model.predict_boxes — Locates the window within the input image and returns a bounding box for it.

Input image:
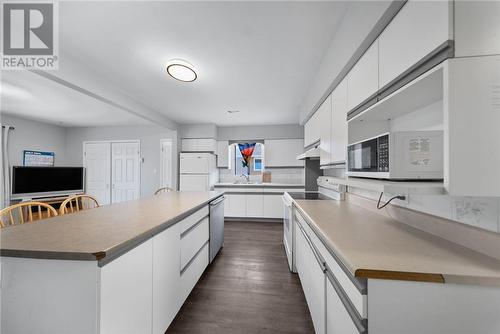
[230,142,264,175]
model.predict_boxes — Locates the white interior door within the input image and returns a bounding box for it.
[111,142,140,203]
[84,142,111,205]
[160,139,173,190]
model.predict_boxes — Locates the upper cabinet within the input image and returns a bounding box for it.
[265,139,304,167]
[304,110,321,148]
[319,94,332,167]
[181,138,216,153]
[454,1,500,57]
[331,78,348,164]
[347,40,379,112]
[378,0,452,90]
[216,141,229,168]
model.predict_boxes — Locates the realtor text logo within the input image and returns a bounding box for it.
[1,2,58,69]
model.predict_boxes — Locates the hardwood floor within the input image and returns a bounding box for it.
[167,220,314,334]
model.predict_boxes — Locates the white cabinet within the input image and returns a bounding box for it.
[319,94,333,166]
[326,279,358,334]
[304,110,321,148]
[225,194,246,217]
[246,194,264,218]
[263,194,283,219]
[180,218,209,270]
[331,78,348,164]
[264,139,304,167]
[445,56,500,196]
[347,40,379,112]
[455,1,500,57]
[378,0,451,89]
[100,240,153,334]
[216,141,229,168]
[179,243,209,304]
[181,138,217,152]
[152,224,181,334]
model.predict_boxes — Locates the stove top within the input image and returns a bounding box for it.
[287,192,332,200]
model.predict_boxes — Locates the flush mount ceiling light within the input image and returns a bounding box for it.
[166,59,197,82]
[227,110,240,114]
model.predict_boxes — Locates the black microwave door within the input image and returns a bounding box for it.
[348,138,378,172]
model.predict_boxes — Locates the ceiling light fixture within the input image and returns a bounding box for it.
[227,110,240,114]
[166,59,197,82]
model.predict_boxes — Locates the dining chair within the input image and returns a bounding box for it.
[154,187,175,195]
[0,202,58,228]
[59,195,100,215]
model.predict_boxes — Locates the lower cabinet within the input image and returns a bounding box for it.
[246,193,264,217]
[263,194,283,218]
[326,277,359,334]
[100,206,210,334]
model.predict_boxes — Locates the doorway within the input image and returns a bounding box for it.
[160,139,173,190]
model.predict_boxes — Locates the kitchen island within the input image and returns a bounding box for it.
[1,191,223,334]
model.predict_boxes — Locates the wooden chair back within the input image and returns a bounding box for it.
[59,195,100,215]
[0,202,58,228]
[154,187,175,195]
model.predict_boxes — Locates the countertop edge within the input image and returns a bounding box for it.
[292,199,500,286]
[1,193,224,265]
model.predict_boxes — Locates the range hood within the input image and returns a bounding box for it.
[297,144,320,160]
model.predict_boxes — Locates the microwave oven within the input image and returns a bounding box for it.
[346,131,443,180]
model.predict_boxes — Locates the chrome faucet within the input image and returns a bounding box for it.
[240,173,250,183]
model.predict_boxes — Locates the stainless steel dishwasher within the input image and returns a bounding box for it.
[209,196,225,263]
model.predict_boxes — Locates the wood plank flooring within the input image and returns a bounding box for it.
[167,220,314,334]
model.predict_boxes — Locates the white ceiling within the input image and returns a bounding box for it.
[2,1,350,127]
[1,70,149,127]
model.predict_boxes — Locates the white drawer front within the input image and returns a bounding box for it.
[179,206,209,235]
[296,211,367,318]
[181,218,209,270]
[180,242,209,304]
[326,279,360,334]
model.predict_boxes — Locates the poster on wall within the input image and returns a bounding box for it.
[23,150,55,166]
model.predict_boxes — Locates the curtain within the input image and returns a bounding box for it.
[237,143,256,169]
[0,124,12,209]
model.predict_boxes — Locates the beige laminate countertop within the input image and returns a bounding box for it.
[1,191,223,265]
[293,199,500,286]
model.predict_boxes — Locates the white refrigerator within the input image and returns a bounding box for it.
[179,153,218,191]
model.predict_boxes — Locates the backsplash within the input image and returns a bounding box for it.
[323,168,500,233]
[219,167,304,185]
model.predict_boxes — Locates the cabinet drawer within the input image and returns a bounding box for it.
[178,206,209,235]
[326,276,365,334]
[180,218,209,270]
[179,242,209,304]
[295,211,367,318]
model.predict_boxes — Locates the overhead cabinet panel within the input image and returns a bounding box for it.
[347,40,379,112]
[304,111,321,148]
[216,141,229,168]
[319,94,333,166]
[378,0,452,90]
[331,78,348,164]
[264,139,304,167]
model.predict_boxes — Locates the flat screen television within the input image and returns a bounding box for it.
[11,166,85,199]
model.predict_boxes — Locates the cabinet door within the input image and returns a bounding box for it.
[181,139,197,152]
[100,240,153,334]
[264,139,304,167]
[246,194,264,217]
[304,111,321,148]
[263,194,283,219]
[216,141,229,168]
[196,139,217,153]
[319,94,332,166]
[326,278,358,334]
[226,194,246,217]
[309,248,326,334]
[152,225,181,334]
[455,1,500,57]
[378,0,451,89]
[331,78,348,163]
[347,40,379,112]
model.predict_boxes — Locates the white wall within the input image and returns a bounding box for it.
[65,125,178,197]
[2,114,68,166]
[179,124,217,139]
[299,1,392,124]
